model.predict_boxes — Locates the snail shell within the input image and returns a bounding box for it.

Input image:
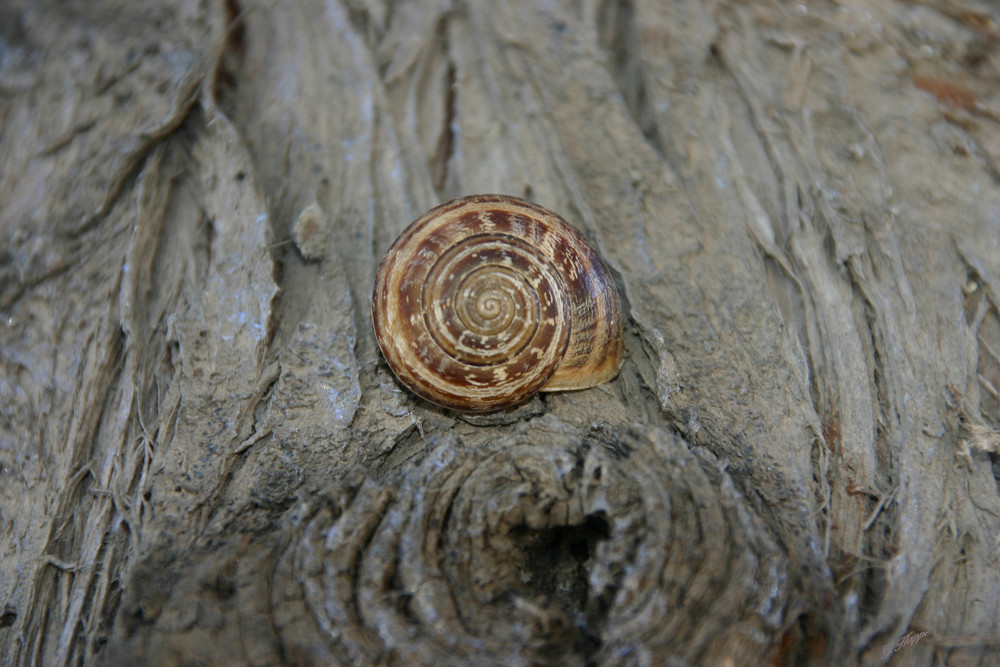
[371,194,623,413]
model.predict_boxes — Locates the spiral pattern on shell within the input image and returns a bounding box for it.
[271,421,797,665]
[372,195,623,412]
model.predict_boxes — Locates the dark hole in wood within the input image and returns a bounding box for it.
[0,607,17,629]
[511,512,611,656]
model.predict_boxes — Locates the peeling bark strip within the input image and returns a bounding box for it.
[2,0,1000,665]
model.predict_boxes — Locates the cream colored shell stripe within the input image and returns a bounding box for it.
[372,194,623,413]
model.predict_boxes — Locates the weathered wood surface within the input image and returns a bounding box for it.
[2,1,999,665]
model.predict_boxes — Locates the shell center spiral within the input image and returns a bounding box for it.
[457,266,521,336]
[423,235,557,367]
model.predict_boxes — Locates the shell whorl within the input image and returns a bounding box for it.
[372,194,623,413]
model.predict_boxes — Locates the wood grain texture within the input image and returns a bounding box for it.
[372,195,623,412]
[1,0,999,665]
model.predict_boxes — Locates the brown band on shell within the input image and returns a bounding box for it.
[372,194,623,412]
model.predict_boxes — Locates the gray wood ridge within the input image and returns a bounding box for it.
[1,1,998,665]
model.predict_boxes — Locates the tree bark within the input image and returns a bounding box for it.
[2,1,999,665]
